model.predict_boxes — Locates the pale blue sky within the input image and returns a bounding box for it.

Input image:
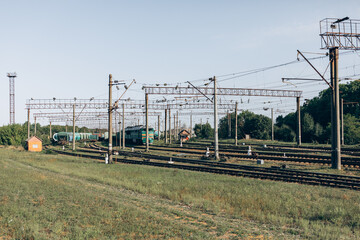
[1,0,360,126]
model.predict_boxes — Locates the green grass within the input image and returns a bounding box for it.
[1,147,360,239]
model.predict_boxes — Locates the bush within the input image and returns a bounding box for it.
[0,124,27,146]
[274,124,295,142]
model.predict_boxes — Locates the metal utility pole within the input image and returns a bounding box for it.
[235,102,238,146]
[72,104,76,151]
[122,103,125,149]
[169,108,172,144]
[330,47,341,169]
[157,115,160,140]
[271,108,274,141]
[27,108,30,138]
[213,76,220,160]
[34,117,37,135]
[165,109,168,143]
[7,73,16,125]
[145,93,149,152]
[296,97,301,146]
[108,74,113,163]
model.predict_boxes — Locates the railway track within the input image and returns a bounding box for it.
[188,140,360,156]
[49,145,360,191]
[132,144,360,167]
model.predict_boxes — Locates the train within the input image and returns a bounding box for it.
[52,125,155,145]
[123,125,155,144]
[53,132,99,142]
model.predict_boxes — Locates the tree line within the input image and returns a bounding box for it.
[0,123,91,146]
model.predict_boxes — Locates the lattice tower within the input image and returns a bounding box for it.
[7,73,17,124]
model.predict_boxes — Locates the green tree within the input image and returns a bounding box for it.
[243,114,271,139]
[219,110,271,140]
[274,124,295,142]
[343,114,360,145]
[193,123,213,139]
[0,124,27,146]
[302,113,315,142]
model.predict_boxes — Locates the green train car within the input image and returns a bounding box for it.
[125,125,154,144]
[53,132,98,142]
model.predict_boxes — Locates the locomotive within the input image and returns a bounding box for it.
[124,125,155,144]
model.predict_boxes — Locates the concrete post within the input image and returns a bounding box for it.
[341,98,344,145]
[108,74,113,163]
[165,109,168,144]
[27,108,30,138]
[49,121,52,140]
[330,47,341,169]
[173,114,176,142]
[213,76,219,160]
[122,103,125,149]
[228,110,231,138]
[271,108,274,141]
[72,104,76,151]
[190,111,193,137]
[158,115,160,140]
[235,102,238,146]
[296,97,301,146]
[169,108,172,144]
[145,93,149,152]
[119,118,122,149]
[34,117,37,136]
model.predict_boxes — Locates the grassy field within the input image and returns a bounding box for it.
[1,147,360,239]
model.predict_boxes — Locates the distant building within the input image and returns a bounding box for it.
[26,136,42,152]
[178,129,191,142]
